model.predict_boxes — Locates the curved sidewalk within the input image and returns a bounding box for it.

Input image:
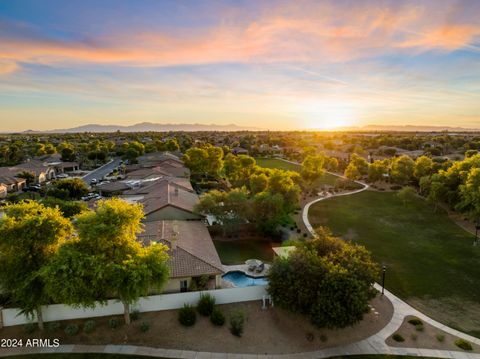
[2,161,479,359]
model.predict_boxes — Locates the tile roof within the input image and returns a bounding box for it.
[138,180,200,215]
[138,220,223,278]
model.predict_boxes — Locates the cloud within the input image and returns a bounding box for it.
[0,0,479,75]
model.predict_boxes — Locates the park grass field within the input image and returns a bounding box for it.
[255,157,339,186]
[308,190,480,337]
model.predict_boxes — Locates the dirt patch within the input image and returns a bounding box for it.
[0,295,393,355]
[386,315,479,352]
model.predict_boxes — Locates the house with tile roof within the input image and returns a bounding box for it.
[138,220,224,293]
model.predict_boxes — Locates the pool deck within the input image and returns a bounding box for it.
[222,263,271,277]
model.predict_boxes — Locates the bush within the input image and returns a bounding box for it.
[83,320,96,333]
[210,307,225,326]
[411,334,417,341]
[64,324,79,336]
[436,334,445,342]
[455,339,473,351]
[407,317,423,326]
[229,310,245,337]
[178,304,196,327]
[390,185,402,190]
[131,310,140,322]
[140,321,150,333]
[46,322,61,333]
[415,324,424,332]
[108,318,119,329]
[23,323,36,334]
[392,333,405,342]
[197,293,216,317]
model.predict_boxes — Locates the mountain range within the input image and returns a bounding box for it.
[20,122,263,133]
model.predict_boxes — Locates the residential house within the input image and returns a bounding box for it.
[138,220,224,293]
[0,183,7,198]
[231,146,248,155]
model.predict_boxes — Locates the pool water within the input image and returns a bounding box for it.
[222,271,268,287]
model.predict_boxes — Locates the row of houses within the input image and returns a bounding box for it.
[0,154,80,198]
[97,152,224,293]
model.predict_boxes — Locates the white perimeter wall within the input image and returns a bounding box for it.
[1,285,268,327]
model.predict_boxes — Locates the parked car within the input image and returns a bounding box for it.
[56,173,69,179]
[22,184,41,192]
[89,178,98,185]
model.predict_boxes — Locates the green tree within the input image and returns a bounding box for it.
[49,178,89,200]
[414,156,434,180]
[368,160,388,183]
[301,155,325,190]
[267,228,378,329]
[397,186,417,205]
[390,155,415,184]
[0,202,73,330]
[43,199,170,325]
[42,197,87,218]
[458,167,480,218]
[165,138,180,152]
[249,173,269,194]
[16,170,35,185]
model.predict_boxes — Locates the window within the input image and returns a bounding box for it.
[180,280,188,292]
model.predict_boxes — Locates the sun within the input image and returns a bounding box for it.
[301,101,355,130]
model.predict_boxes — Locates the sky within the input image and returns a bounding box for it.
[0,0,479,131]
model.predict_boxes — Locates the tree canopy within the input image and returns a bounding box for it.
[267,228,378,329]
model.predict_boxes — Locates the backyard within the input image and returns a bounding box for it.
[213,237,274,264]
[308,190,480,337]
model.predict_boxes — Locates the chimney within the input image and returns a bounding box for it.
[171,222,179,250]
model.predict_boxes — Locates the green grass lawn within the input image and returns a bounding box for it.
[308,190,480,337]
[255,157,340,186]
[213,238,274,264]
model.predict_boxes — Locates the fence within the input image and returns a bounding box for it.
[1,285,268,327]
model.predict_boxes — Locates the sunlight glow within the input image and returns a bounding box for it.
[301,101,355,130]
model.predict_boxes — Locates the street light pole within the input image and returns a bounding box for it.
[381,265,386,295]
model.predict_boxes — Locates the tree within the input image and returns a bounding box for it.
[43,199,170,325]
[249,173,268,194]
[414,156,434,181]
[16,170,35,185]
[301,155,325,190]
[268,228,378,328]
[0,202,73,330]
[61,147,76,162]
[183,145,224,177]
[368,160,388,183]
[458,167,480,219]
[397,186,417,205]
[42,197,87,218]
[390,155,415,184]
[345,154,368,180]
[165,138,180,152]
[195,188,250,234]
[251,192,286,235]
[223,154,257,187]
[48,178,89,200]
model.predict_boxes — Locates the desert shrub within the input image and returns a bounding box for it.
[411,334,417,341]
[197,293,216,316]
[64,324,79,336]
[23,323,36,334]
[407,317,423,326]
[455,339,473,351]
[229,310,245,337]
[392,333,405,342]
[210,307,225,326]
[131,310,140,321]
[415,324,424,332]
[178,304,196,327]
[46,322,61,333]
[108,318,119,329]
[83,320,96,333]
[140,321,150,333]
[436,334,445,342]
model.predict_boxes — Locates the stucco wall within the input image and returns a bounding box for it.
[1,285,268,327]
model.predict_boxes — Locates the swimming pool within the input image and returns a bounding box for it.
[222,271,268,287]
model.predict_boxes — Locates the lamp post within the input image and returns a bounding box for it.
[381,265,387,295]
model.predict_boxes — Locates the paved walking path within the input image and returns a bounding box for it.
[1,159,479,359]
